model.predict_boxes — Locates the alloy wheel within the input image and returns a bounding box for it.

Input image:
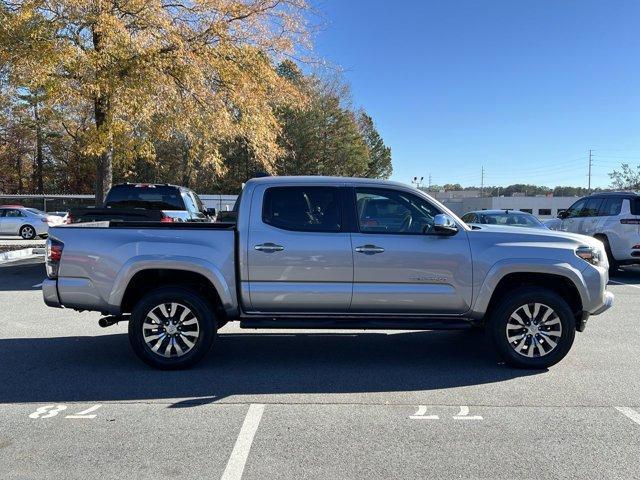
[505,303,563,358]
[142,302,200,358]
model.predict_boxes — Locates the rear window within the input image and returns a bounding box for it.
[105,185,186,210]
[631,198,640,216]
[477,212,543,227]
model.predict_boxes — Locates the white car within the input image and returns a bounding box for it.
[555,192,640,270]
[0,205,64,240]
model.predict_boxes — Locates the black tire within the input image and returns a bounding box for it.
[128,286,217,370]
[19,225,36,240]
[598,236,620,273]
[488,287,576,369]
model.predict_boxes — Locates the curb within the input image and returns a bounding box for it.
[0,247,46,264]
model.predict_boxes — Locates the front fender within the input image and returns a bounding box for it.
[108,255,237,315]
[470,258,590,318]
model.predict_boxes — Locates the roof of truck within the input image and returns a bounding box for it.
[245,176,412,189]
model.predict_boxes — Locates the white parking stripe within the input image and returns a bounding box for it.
[615,407,640,425]
[221,404,265,480]
[609,280,640,290]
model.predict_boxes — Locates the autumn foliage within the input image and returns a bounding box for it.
[0,1,392,200]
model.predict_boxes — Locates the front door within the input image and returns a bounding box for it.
[350,187,473,314]
[247,185,353,312]
[560,198,587,233]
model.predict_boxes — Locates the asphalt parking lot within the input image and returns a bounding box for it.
[1,261,639,479]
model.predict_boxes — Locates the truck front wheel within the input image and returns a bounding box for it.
[489,287,576,369]
[128,287,217,369]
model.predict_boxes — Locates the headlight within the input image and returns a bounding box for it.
[575,245,602,265]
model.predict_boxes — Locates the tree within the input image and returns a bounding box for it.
[1,0,310,203]
[609,164,640,190]
[358,111,392,179]
[276,76,370,180]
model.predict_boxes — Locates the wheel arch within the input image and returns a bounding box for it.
[472,260,587,325]
[110,256,237,318]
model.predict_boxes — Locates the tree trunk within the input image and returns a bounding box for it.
[92,26,113,205]
[93,93,113,205]
[33,100,44,194]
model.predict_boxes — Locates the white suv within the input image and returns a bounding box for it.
[557,192,640,270]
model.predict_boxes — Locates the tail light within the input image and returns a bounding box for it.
[46,238,64,278]
[160,212,175,223]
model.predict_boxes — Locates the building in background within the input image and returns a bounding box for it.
[426,190,578,219]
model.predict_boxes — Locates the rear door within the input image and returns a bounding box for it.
[350,187,473,314]
[246,185,353,312]
[2,209,27,235]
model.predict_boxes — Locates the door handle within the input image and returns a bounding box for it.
[355,244,385,254]
[254,242,284,252]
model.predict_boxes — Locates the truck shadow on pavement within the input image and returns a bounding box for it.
[0,329,540,405]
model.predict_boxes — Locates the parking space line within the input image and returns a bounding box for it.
[615,407,640,425]
[221,404,265,480]
[609,280,640,290]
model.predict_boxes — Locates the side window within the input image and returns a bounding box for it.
[262,186,342,232]
[631,198,640,216]
[538,209,551,216]
[599,197,623,216]
[566,199,586,218]
[582,198,603,217]
[5,209,24,218]
[0,209,5,217]
[355,188,440,234]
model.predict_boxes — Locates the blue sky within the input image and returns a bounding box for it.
[311,0,640,188]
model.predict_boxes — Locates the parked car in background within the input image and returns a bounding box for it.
[67,183,216,224]
[461,209,548,229]
[0,205,64,239]
[43,176,613,370]
[555,192,640,270]
[46,211,70,222]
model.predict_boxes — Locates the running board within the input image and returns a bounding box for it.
[239,317,472,330]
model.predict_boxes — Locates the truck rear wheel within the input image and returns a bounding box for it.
[488,287,576,369]
[128,287,217,369]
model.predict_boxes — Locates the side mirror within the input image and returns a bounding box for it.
[205,207,217,217]
[557,210,568,219]
[433,214,458,235]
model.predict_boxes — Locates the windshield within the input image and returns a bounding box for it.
[105,185,186,210]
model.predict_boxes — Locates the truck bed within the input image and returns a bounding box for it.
[47,223,238,315]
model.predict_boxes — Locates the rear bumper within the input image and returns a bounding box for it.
[42,278,61,308]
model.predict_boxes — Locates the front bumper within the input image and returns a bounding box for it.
[591,290,615,316]
[42,278,61,308]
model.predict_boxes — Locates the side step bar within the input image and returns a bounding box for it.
[239,317,472,330]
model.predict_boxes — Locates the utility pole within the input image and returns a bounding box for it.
[588,149,593,191]
[480,166,485,197]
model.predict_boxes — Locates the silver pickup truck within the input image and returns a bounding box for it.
[43,176,614,370]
